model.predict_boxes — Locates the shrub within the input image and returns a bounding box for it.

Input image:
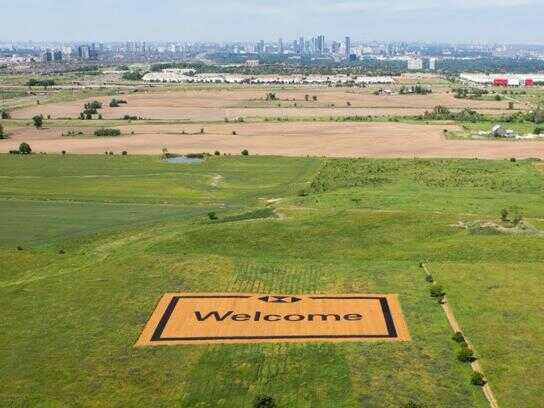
[457,346,475,362]
[17,246,23,251]
[208,212,218,221]
[98,114,102,120]
[9,150,20,155]
[200,128,205,134]
[19,142,32,155]
[429,284,445,298]
[425,274,434,283]
[501,208,509,221]
[123,115,138,120]
[94,128,121,137]
[1,110,11,119]
[62,150,66,155]
[214,150,220,156]
[58,249,65,255]
[84,101,102,110]
[32,115,44,129]
[254,395,276,408]
[0,123,4,138]
[452,331,465,343]
[471,372,486,386]
[534,126,543,135]
[122,151,128,156]
[232,131,237,135]
[241,149,249,156]
[510,157,516,162]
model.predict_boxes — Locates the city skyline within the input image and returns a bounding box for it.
[1,0,544,44]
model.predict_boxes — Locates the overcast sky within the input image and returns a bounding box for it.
[1,0,543,44]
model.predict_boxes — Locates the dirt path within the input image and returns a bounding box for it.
[422,264,500,408]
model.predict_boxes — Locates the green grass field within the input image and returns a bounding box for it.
[1,154,543,407]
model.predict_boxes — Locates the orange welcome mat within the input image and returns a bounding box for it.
[136,293,411,346]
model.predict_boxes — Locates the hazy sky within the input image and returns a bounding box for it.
[1,0,543,43]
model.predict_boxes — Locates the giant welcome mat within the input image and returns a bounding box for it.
[136,293,410,346]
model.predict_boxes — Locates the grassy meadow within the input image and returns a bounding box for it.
[1,154,543,407]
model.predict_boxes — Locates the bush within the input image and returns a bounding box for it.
[122,71,143,81]
[471,371,486,386]
[452,331,465,343]
[214,150,220,156]
[32,115,44,129]
[122,151,128,156]
[110,98,128,108]
[534,126,543,135]
[425,274,434,283]
[94,128,121,137]
[208,212,218,221]
[232,131,237,135]
[254,395,276,408]
[123,115,138,120]
[1,110,11,119]
[0,123,4,139]
[61,150,66,155]
[457,346,475,362]
[241,149,249,156]
[429,284,445,298]
[19,142,32,155]
[84,101,102,110]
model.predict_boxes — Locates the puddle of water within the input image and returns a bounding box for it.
[164,156,204,164]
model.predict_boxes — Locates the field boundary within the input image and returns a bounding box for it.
[422,263,500,408]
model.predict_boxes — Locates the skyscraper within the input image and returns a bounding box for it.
[316,35,325,55]
[345,36,351,59]
[278,38,284,54]
[299,36,304,54]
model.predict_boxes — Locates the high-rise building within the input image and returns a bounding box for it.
[407,58,423,70]
[278,38,284,54]
[299,36,304,54]
[53,50,63,62]
[345,36,351,59]
[429,57,436,70]
[78,45,91,60]
[316,35,325,55]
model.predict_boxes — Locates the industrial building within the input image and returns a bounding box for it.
[460,73,544,86]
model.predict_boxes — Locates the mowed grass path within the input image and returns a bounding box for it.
[1,155,543,406]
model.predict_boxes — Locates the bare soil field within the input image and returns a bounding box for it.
[10,87,517,121]
[3,122,543,159]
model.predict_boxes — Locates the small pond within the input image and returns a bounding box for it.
[164,156,204,164]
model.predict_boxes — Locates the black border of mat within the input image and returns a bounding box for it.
[150,295,398,342]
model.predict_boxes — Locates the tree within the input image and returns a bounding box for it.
[32,115,43,129]
[19,142,32,155]
[500,209,509,222]
[0,123,4,138]
[508,101,515,110]
[241,149,249,156]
